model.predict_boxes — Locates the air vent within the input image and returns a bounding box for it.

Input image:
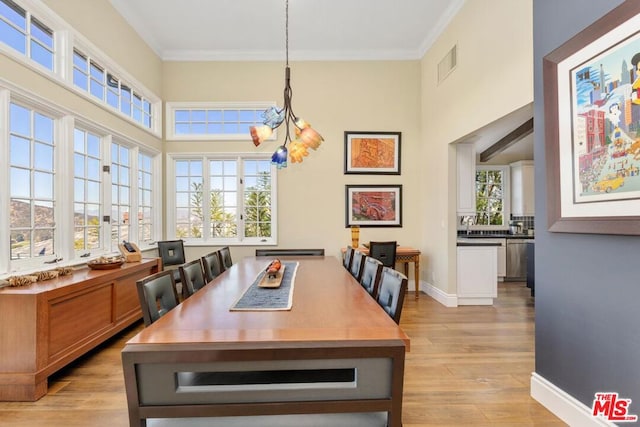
[438,44,457,84]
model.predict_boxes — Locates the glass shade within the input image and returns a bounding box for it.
[288,139,309,163]
[250,125,273,147]
[299,127,323,150]
[271,145,288,169]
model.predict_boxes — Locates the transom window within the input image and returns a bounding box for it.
[0,0,54,70]
[73,49,152,129]
[166,102,276,140]
[475,166,510,227]
[168,154,276,244]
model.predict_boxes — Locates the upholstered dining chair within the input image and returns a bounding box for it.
[343,246,355,271]
[349,250,366,282]
[376,266,408,324]
[202,251,224,282]
[368,241,397,269]
[359,256,383,299]
[179,258,206,300]
[157,240,186,287]
[136,270,179,327]
[218,246,233,271]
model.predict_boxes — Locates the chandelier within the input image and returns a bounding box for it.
[249,0,323,169]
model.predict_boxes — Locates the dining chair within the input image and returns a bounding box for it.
[349,250,366,282]
[136,270,179,327]
[202,251,224,282]
[157,240,186,287]
[368,241,397,269]
[359,256,383,298]
[343,246,355,271]
[376,266,408,324]
[219,246,233,271]
[179,258,206,300]
[255,248,325,256]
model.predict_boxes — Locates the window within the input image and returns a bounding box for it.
[137,152,154,244]
[168,154,276,244]
[475,166,510,227]
[0,0,54,70]
[73,48,154,130]
[110,142,131,250]
[166,102,275,140]
[73,128,102,253]
[9,102,56,261]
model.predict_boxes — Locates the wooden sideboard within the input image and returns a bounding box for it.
[0,258,160,401]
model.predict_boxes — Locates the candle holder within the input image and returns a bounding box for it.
[350,225,360,248]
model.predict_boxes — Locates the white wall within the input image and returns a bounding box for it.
[420,0,533,294]
[163,60,423,263]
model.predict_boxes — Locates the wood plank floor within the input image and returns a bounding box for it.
[0,281,565,426]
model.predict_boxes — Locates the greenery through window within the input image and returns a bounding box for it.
[170,155,275,244]
[475,167,507,226]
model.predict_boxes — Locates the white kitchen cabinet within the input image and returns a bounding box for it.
[510,160,534,216]
[457,245,498,305]
[456,142,476,215]
[496,239,506,279]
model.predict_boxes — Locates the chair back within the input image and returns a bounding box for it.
[349,250,366,281]
[256,248,325,256]
[368,241,397,268]
[359,256,383,298]
[343,246,354,270]
[179,259,206,300]
[202,251,224,282]
[157,240,186,267]
[136,270,179,326]
[218,246,233,271]
[376,267,408,324]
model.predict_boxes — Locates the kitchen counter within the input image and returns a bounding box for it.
[457,238,502,247]
[458,233,534,239]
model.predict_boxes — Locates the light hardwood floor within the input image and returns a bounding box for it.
[0,281,565,426]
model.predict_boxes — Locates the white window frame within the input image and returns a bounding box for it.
[0,85,162,276]
[166,153,278,246]
[0,0,162,137]
[473,165,510,230]
[165,102,278,141]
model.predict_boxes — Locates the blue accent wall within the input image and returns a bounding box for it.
[534,0,640,419]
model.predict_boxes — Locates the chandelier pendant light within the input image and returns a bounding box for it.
[249,0,323,169]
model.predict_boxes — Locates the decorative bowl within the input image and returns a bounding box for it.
[87,256,125,270]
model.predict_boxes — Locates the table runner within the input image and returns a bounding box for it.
[230,261,298,311]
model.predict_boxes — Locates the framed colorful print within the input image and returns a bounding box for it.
[544,0,640,235]
[344,131,401,174]
[345,185,402,227]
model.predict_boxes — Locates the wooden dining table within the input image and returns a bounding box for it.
[122,256,409,427]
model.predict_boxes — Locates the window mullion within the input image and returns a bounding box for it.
[202,157,211,241]
[238,157,244,241]
[56,115,74,262]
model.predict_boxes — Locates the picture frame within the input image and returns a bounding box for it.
[544,0,640,235]
[345,185,402,227]
[344,131,401,174]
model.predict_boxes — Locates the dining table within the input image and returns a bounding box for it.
[121,256,409,427]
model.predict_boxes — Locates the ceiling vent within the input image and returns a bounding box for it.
[438,44,457,84]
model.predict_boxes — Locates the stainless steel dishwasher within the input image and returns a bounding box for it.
[506,238,527,281]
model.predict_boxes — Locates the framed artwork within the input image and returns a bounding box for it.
[345,185,402,227]
[344,131,401,174]
[544,0,640,235]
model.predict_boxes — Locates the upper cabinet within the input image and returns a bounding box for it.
[510,160,534,216]
[457,143,476,216]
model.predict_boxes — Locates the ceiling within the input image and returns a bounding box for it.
[109,0,464,61]
[109,0,533,161]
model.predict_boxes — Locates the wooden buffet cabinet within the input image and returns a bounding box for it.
[0,258,160,401]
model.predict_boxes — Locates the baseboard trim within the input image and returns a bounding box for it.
[422,281,457,307]
[530,373,615,427]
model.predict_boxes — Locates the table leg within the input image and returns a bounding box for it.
[414,257,420,299]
